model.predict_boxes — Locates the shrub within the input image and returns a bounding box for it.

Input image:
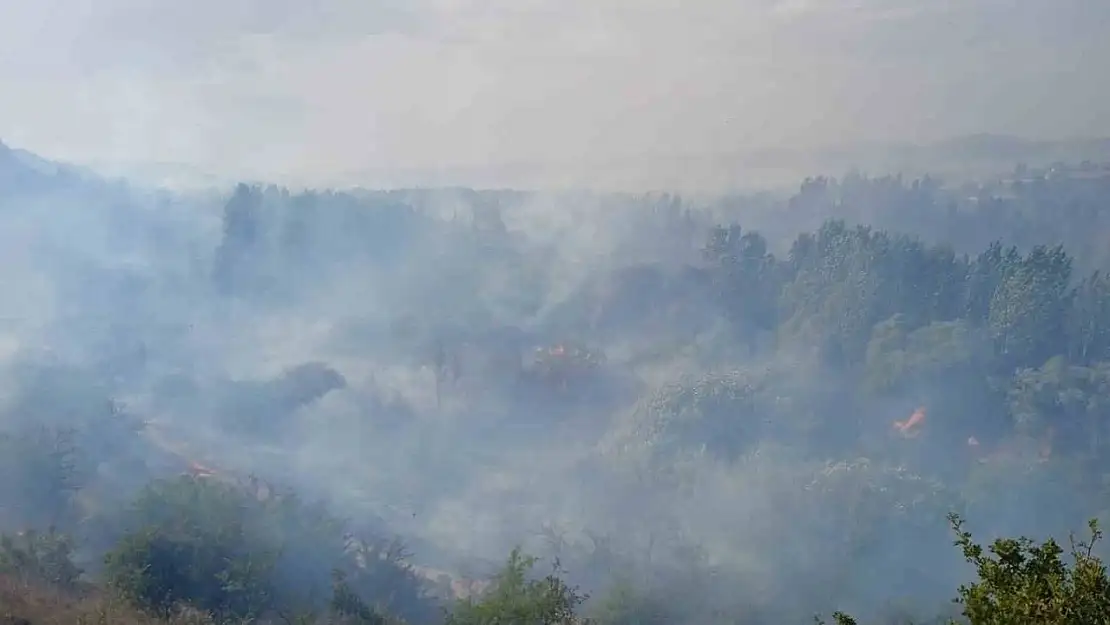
[102,478,278,620]
[826,514,1110,625]
[950,513,1110,625]
[102,475,434,623]
[330,569,390,625]
[588,580,669,625]
[0,527,83,590]
[446,548,589,625]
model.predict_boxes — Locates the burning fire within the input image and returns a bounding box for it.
[893,406,926,437]
[187,460,220,479]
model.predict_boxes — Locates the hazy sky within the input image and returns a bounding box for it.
[1,0,1108,188]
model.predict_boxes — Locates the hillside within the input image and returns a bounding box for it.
[2,140,1110,623]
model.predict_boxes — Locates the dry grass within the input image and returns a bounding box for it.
[0,575,392,625]
[0,575,215,625]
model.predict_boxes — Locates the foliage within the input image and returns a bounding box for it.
[0,426,86,531]
[950,513,1110,625]
[102,478,278,620]
[445,548,590,625]
[0,574,219,625]
[587,581,670,625]
[814,613,858,625]
[329,569,389,625]
[9,154,1110,623]
[821,515,1110,625]
[102,476,433,622]
[0,527,83,590]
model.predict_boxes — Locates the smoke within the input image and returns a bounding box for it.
[2,0,1109,190]
[0,3,1108,622]
[5,138,1110,623]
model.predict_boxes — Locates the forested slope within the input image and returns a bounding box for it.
[3,142,1110,623]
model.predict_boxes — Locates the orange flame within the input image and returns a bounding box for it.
[187,461,219,478]
[893,406,926,437]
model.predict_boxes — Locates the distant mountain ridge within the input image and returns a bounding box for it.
[0,139,119,194]
[3,134,1110,194]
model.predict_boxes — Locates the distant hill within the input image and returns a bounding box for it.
[0,139,233,196]
[0,139,125,197]
[4,133,1109,195]
[799,134,1110,182]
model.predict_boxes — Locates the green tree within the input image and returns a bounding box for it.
[950,514,1110,625]
[213,182,264,295]
[1067,271,1110,364]
[1007,357,1110,459]
[704,224,779,352]
[989,245,1073,368]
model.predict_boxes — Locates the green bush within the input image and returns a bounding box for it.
[825,514,1110,625]
[0,527,83,590]
[102,477,278,620]
[330,569,390,625]
[587,580,670,625]
[950,513,1110,625]
[445,548,590,625]
[101,475,435,623]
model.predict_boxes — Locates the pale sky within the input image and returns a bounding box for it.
[1,0,1108,188]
